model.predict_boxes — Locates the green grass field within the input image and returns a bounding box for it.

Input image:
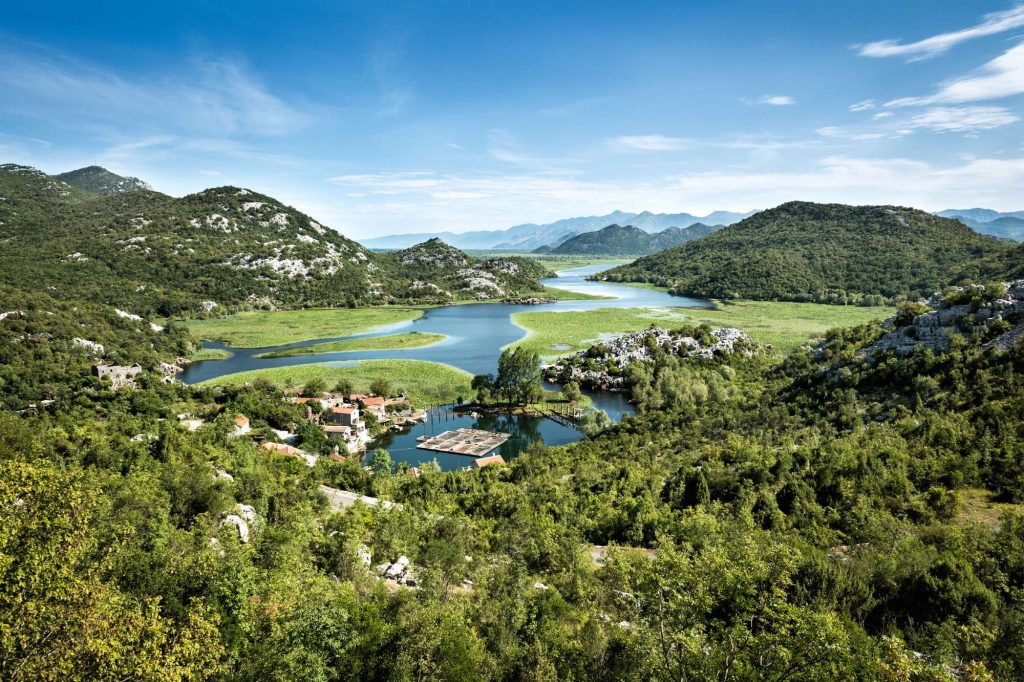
[534,257,634,272]
[188,347,233,361]
[465,251,633,272]
[254,332,446,358]
[540,286,614,301]
[510,300,893,356]
[182,308,424,348]
[198,359,473,407]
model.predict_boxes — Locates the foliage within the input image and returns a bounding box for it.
[256,332,446,358]
[184,308,426,348]
[200,359,473,407]
[0,165,552,316]
[602,201,1011,304]
[473,347,543,405]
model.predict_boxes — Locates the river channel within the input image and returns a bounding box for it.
[181,264,706,469]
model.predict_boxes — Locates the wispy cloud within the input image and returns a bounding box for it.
[327,155,1024,234]
[0,45,310,137]
[858,4,1024,60]
[848,99,876,112]
[904,106,1020,132]
[887,42,1024,106]
[747,95,796,106]
[612,135,691,151]
[486,129,579,172]
[819,105,1019,137]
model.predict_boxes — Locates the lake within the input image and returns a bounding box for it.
[181,264,705,469]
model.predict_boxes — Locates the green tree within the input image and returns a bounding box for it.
[562,380,582,402]
[370,377,392,397]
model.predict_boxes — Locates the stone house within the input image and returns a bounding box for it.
[92,363,143,390]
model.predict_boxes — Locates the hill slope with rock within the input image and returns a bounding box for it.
[0,164,551,315]
[601,201,1012,305]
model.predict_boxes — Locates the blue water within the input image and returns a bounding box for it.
[180,264,705,469]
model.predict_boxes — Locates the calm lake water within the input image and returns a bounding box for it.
[181,264,705,469]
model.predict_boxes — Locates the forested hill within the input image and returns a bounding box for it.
[53,165,153,195]
[0,164,550,315]
[4,268,1024,677]
[542,222,721,256]
[601,201,1012,304]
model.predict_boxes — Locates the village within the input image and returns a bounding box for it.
[178,388,428,466]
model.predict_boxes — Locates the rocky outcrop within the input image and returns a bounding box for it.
[861,280,1024,358]
[545,326,757,389]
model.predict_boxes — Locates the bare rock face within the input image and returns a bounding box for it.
[861,280,1024,358]
[545,326,758,389]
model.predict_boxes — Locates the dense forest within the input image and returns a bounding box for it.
[602,201,1013,305]
[0,164,550,317]
[3,255,1024,678]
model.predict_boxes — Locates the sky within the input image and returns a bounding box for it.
[1,1,1022,239]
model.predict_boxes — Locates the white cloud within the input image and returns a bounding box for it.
[612,135,691,151]
[757,95,796,106]
[849,99,876,112]
[0,47,309,137]
[859,4,1024,60]
[326,155,1024,235]
[818,105,1018,138]
[887,43,1024,106]
[905,106,1020,132]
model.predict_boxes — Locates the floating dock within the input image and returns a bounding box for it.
[416,428,510,456]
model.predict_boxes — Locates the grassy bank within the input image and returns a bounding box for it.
[198,359,473,407]
[677,300,893,352]
[188,347,233,361]
[254,332,445,358]
[510,300,893,356]
[509,307,697,356]
[183,308,424,348]
[541,286,615,301]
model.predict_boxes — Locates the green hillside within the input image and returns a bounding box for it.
[602,201,1011,304]
[0,165,549,315]
[544,222,721,256]
[53,165,152,195]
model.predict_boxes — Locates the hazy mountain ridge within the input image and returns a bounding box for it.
[541,222,723,256]
[360,209,757,250]
[936,208,1024,241]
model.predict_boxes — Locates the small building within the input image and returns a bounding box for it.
[472,454,506,470]
[231,415,251,437]
[261,441,317,467]
[327,406,360,427]
[92,363,143,390]
[358,396,388,419]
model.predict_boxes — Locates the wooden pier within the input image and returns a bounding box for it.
[416,428,510,456]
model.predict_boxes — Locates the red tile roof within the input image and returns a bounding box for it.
[472,454,506,469]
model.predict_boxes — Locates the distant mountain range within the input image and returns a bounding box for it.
[535,222,723,256]
[358,209,758,251]
[935,209,1024,241]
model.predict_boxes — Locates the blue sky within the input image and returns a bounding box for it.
[1,1,1022,238]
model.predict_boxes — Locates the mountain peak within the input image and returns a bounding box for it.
[55,166,152,195]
